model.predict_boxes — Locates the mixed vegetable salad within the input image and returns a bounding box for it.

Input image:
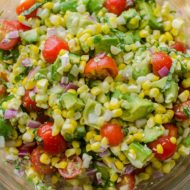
[0,0,190,189]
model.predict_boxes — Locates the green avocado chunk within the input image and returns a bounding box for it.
[143,125,164,143]
[121,94,154,122]
[164,81,178,104]
[65,12,94,35]
[61,92,84,110]
[87,0,105,12]
[151,77,168,89]
[0,118,12,138]
[125,142,152,168]
[132,62,151,79]
[20,29,39,43]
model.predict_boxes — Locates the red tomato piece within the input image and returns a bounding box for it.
[37,122,67,155]
[100,123,124,146]
[42,35,69,63]
[116,174,135,190]
[58,156,82,179]
[164,124,178,138]
[148,136,176,161]
[84,54,118,79]
[16,0,37,18]
[31,147,55,175]
[174,100,190,121]
[11,20,31,31]
[23,90,40,112]
[0,20,19,50]
[105,0,127,15]
[171,42,186,53]
[151,52,172,77]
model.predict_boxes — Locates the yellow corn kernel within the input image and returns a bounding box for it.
[165,32,173,41]
[72,141,80,149]
[171,28,179,37]
[75,148,81,155]
[112,109,123,118]
[139,30,149,38]
[54,109,62,115]
[152,160,162,169]
[101,137,109,146]
[149,88,160,98]
[62,110,68,118]
[115,160,124,170]
[118,153,126,161]
[162,160,175,174]
[139,173,150,181]
[85,131,96,141]
[119,63,126,70]
[139,92,145,98]
[155,104,167,114]
[67,89,77,94]
[159,34,167,43]
[55,161,67,169]
[51,175,59,185]
[154,114,162,124]
[91,142,101,152]
[145,166,153,175]
[25,80,36,90]
[40,153,51,165]
[166,110,174,119]
[156,144,164,154]
[15,139,22,147]
[65,148,76,157]
[126,135,135,144]
[134,132,143,141]
[173,152,180,160]
[94,135,102,142]
[102,24,110,34]
[128,149,136,159]
[86,144,91,152]
[91,87,102,96]
[43,2,54,9]
[51,157,60,166]
[142,81,151,90]
[110,173,118,182]
[9,147,19,155]
[178,90,190,102]
[170,137,177,144]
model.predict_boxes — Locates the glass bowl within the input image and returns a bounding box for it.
[0,0,190,190]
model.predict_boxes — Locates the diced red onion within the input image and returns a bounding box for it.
[27,120,41,128]
[96,172,103,185]
[86,169,97,176]
[126,0,135,7]
[96,162,107,167]
[22,58,32,67]
[61,76,69,84]
[158,66,169,77]
[20,142,36,149]
[28,66,40,80]
[18,149,30,157]
[1,38,10,44]
[98,150,110,157]
[60,83,79,91]
[4,109,18,119]
[32,87,38,93]
[7,31,19,39]
[152,171,164,179]
[123,164,136,175]
[96,52,106,59]
[47,28,57,37]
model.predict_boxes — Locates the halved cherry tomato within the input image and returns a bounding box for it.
[23,90,40,112]
[164,124,178,138]
[37,122,67,155]
[174,100,190,121]
[148,136,176,161]
[151,52,172,77]
[171,42,186,53]
[105,0,127,15]
[42,35,69,64]
[116,174,135,190]
[31,147,55,174]
[58,155,82,179]
[100,123,124,146]
[11,20,31,31]
[0,20,19,50]
[16,0,37,18]
[84,54,118,79]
